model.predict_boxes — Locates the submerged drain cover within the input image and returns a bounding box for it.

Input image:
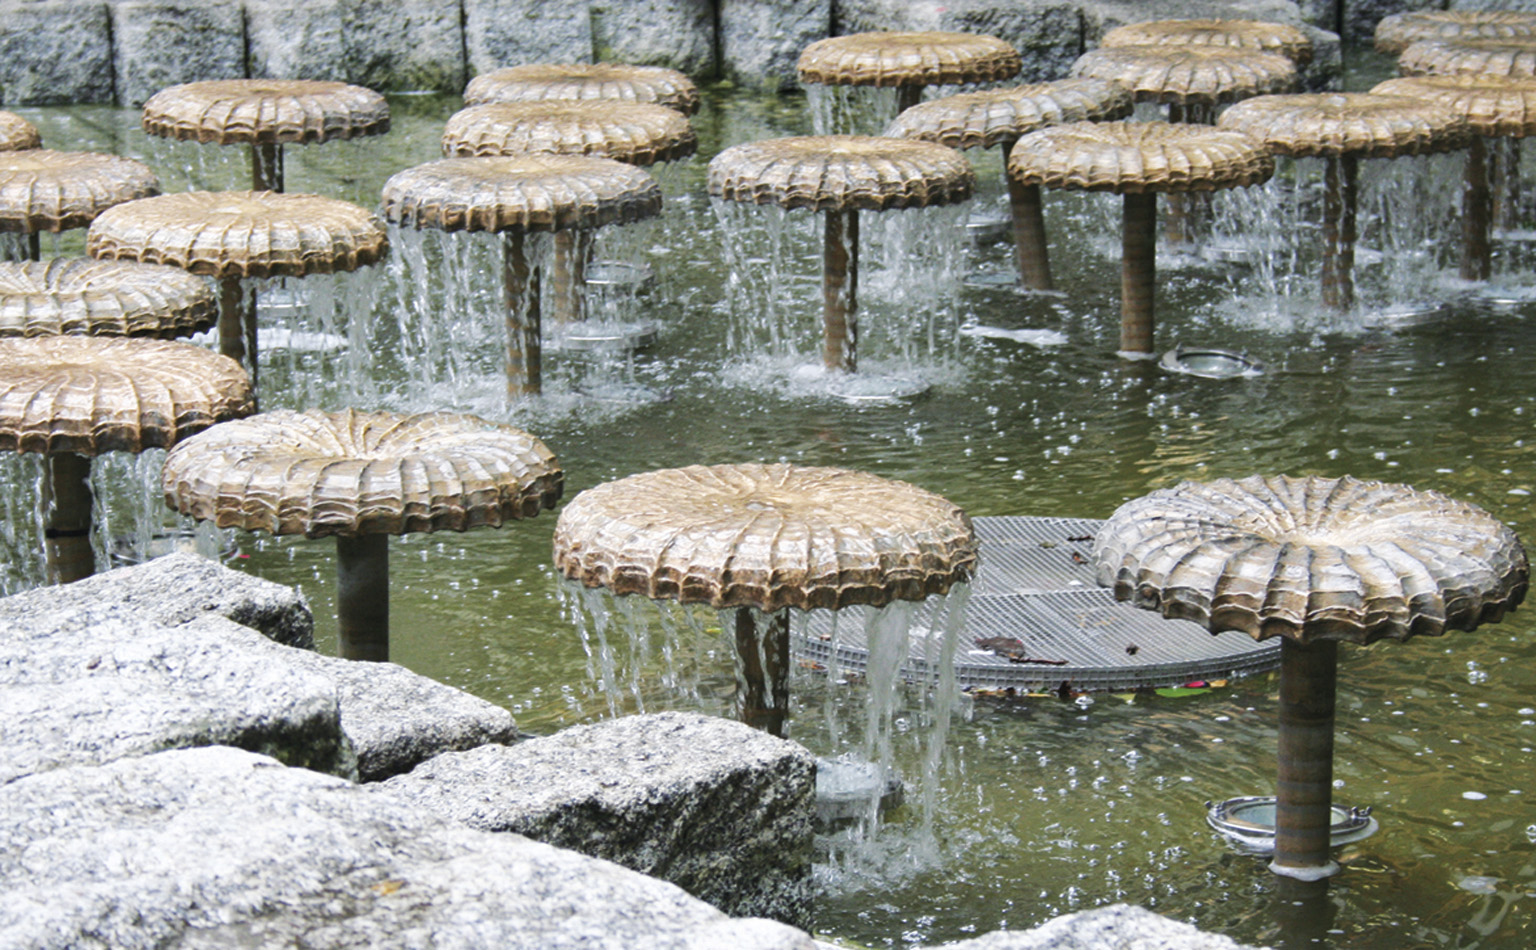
[815,754,904,824]
[1160,345,1263,379]
[1206,796,1378,855]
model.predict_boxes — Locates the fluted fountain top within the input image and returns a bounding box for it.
[1070,45,1297,105]
[0,150,159,234]
[1218,93,1471,158]
[708,135,973,211]
[1399,36,1536,79]
[1103,18,1314,66]
[1377,11,1536,56]
[442,101,697,166]
[798,31,1021,88]
[87,191,388,279]
[886,78,1133,151]
[162,408,563,539]
[0,259,216,338]
[381,155,662,234]
[0,336,251,456]
[141,79,390,145]
[464,63,700,116]
[1008,121,1274,194]
[1093,474,1528,644]
[0,111,41,151]
[1372,75,1536,138]
[553,462,978,612]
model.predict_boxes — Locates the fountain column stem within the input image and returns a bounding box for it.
[336,533,389,662]
[1002,141,1053,291]
[1463,136,1492,282]
[1494,138,1522,232]
[822,208,859,372]
[734,607,791,738]
[45,451,94,584]
[896,85,923,115]
[1272,637,1340,880]
[217,276,258,407]
[1121,191,1156,355]
[26,232,40,261]
[502,231,543,397]
[252,142,283,193]
[550,230,589,325]
[1321,154,1358,312]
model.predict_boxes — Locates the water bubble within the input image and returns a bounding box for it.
[1462,791,1488,801]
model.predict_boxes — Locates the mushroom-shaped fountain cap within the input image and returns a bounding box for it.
[162,408,563,539]
[1399,37,1536,79]
[441,101,697,166]
[1218,93,1472,158]
[1376,11,1536,57]
[141,79,390,145]
[0,150,160,234]
[1008,121,1275,194]
[380,155,662,233]
[463,63,701,116]
[707,135,974,211]
[1103,18,1314,66]
[1092,474,1528,644]
[1069,45,1298,105]
[0,336,251,455]
[0,259,216,338]
[86,191,388,279]
[0,111,41,151]
[552,462,978,612]
[797,31,1022,88]
[886,78,1134,150]
[1372,75,1536,138]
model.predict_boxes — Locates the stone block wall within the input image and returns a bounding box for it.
[1,0,1421,107]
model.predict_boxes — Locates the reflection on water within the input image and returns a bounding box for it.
[5,65,1536,949]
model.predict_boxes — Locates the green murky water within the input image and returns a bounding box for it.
[8,50,1536,949]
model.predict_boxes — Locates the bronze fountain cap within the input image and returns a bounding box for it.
[885,78,1134,150]
[707,135,974,211]
[1008,121,1275,194]
[1399,36,1536,79]
[1218,92,1472,159]
[0,259,217,338]
[0,150,160,234]
[87,191,388,279]
[1069,44,1297,105]
[162,407,564,539]
[0,111,41,151]
[1104,18,1314,66]
[797,31,1022,88]
[442,101,697,166]
[1376,11,1536,57]
[141,78,391,145]
[0,335,251,456]
[463,63,700,116]
[552,462,978,612]
[1372,74,1536,139]
[1092,474,1528,644]
[381,154,662,233]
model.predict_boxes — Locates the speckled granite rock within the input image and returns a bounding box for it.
[591,0,716,76]
[0,0,115,105]
[381,710,817,927]
[719,0,830,92]
[247,0,463,92]
[464,0,595,76]
[110,0,246,107]
[0,746,820,950]
[929,903,1265,949]
[834,0,1083,83]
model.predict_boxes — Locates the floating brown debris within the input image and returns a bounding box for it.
[463,63,700,116]
[380,155,662,233]
[87,190,388,279]
[707,134,973,212]
[552,462,978,612]
[797,31,1021,88]
[1377,11,1536,57]
[0,335,251,455]
[442,100,697,166]
[0,150,160,234]
[1103,18,1314,66]
[0,111,41,152]
[141,79,390,145]
[1092,474,1528,644]
[0,259,216,338]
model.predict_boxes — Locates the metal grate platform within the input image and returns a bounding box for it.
[797,516,1280,693]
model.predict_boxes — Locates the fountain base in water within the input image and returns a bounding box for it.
[1205,796,1378,856]
[815,753,905,826]
[1160,345,1265,379]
